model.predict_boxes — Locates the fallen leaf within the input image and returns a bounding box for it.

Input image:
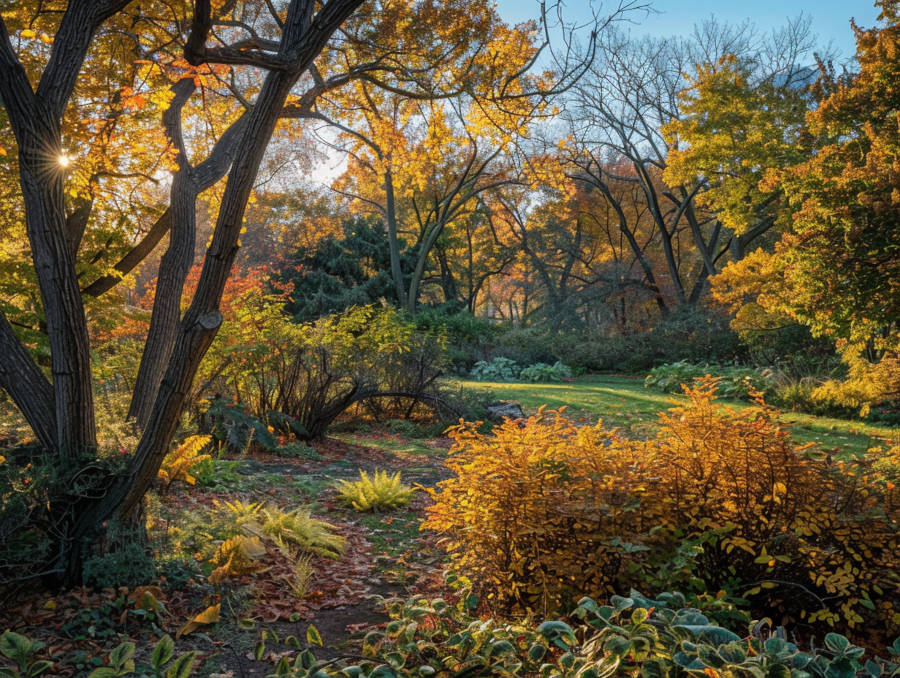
[177,603,220,638]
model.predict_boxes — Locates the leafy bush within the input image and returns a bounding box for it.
[384,419,445,439]
[203,305,450,440]
[335,470,414,511]
[470,358,573,383]
[359,583,900,678]
[518,361,573,383]
[202,399,279,453]
[423,381,900,643]
[470,357,519,382]
[0,631,54,678]
[5,605,900,678]
[82,520,156,590]
[645,360,772,399]
[277,442,320,460]
[192,458,243,491]
[411,307,500,372]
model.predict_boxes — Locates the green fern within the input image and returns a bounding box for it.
[259,506,347,558]
[213,500,346,559]
[334,469,415,512]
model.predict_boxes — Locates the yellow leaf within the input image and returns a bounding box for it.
[177,603,220,638]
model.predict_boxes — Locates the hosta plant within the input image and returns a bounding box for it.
[335,470,414,511]
[470,357,519,382]
[518,361,573,383]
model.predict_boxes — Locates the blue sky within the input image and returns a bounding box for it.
[495,0,881,64]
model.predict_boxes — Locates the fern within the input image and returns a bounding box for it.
[208,535,266,584]
[259,506,347,558]
[211,500,346,561]
[157,435,212,490]
[335,469,415,512]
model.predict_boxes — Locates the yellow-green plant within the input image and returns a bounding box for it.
[258,505,347,558]
[335,469,414,511]
[290,553,314,599]
[157,435,212,490]
[204,501,346,585]
[208,535,267,584]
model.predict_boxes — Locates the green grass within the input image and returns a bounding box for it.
[451,374,898,456]
[333,432,444,459]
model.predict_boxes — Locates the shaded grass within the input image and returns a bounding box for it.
[450,374,897,456]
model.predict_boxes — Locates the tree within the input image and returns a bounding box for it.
[314,0,635,312]
[274,216,414,321]
[714,0,900,407]
[662,36,815,252]
[562,19,819,315]
[0,0,366,586]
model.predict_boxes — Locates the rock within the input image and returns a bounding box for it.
[486,401,525,421]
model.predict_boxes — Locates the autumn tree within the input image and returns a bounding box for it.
[713,0,900,408]
[562,19,819,315]
[0,0,369,586]
[314,0,636,312]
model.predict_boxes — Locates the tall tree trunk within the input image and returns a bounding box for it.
[383,169,408,308]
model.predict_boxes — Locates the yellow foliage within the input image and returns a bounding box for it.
[334,469,414,511]
[208,535,266,584]
[157,435,212,490]
[423,380,900,642]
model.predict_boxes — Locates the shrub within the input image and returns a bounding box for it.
[518,361,573,383]
[644,361,772,400]
[423,381,900,643]
[361,583,900,678]
[277,442,320,460]
[470,357,519,382]
[335,470,414,511]
[411,307,500,372]
[82,520,156,589]
[203,305,450,440]
[202,399,279,453]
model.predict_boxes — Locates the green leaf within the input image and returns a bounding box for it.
[675,625,741,646]
[864,660,882,678]
[527,644,547,662]
[86,669,119,678]
[631,607,650,625]
[26,660,54,677]
[165,652,196,678]
[824,633,850,654]
[824,657,857,678]
[0,632,32,661]
[152,635,175,669]
[610,596,634,614]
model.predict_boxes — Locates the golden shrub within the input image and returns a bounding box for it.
[423,380,900,641]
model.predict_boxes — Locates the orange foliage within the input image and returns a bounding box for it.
[424,380,900,642]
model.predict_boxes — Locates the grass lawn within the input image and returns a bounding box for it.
[451,374,898,456]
